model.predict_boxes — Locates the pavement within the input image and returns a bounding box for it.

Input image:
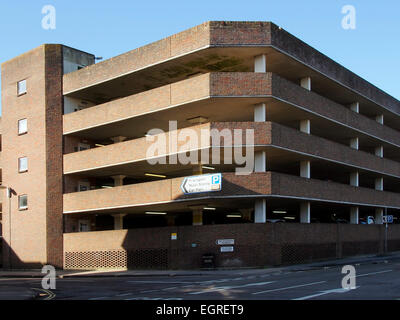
[1,252,400,300]
[1,252,399,279]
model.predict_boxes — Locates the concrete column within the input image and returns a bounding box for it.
[255,151,267,173]
[111,175,126,187]
[349,137,359,150]
[375,145,384,158]
[192,208,203,226]
[375,208,384,224]
[376,114,384,125]
[300,202,311,224]
[239,208,252,222]
[350,207,359,224]
[111,136,127,143]
[254,199,266,223]
[350,171,359,187]
[350,102,359,113]
[254,54,267,72]
[375,177,384,191]
[254,103,267,122]
[300,77,311,91]
[300,160,311,179]
[300,119,310,134]
[112,214,126,230]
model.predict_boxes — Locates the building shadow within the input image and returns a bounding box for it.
[1,239,43,269]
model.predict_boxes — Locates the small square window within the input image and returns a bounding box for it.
[18,195,28,210]
[18,119,28,135]
[17,80,27,96]
[18,157,28,173]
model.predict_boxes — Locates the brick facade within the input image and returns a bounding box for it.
[63,223,400,270]
[2,21,400,270]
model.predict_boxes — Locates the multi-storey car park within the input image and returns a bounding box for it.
[1,21,400,270]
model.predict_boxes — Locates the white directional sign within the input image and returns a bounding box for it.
[216,239,235,245]
[181,173,222,194]
[383,215,393,224]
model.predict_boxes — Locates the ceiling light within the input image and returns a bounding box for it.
[145,173,167,178]
[273,210,287,214]
[203,207,216,211]
[101,186,113,189]
[187,116,208,124]
[145,212,167,215]
[202,166,215,170]
[283,217,296,220]
[227,214,241,218]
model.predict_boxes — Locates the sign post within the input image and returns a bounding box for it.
[382,208,394,254]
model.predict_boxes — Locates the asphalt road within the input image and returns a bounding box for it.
[1,259,400,300]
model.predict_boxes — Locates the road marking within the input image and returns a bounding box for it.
[31,288,56,300]
[140,290,159,293]
[293,287,359,300]
[356,270,393,277]
[0,278,42,281]
[252,281,327,295]
[189,281,275,295]
[202,279,230,284]
[128,281,193,284]
[162,287,178,291]
[124,297,182,300]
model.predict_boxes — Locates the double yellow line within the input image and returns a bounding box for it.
[31,288,56,300]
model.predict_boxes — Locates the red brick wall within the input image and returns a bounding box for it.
[63,171,400,215]
[209,21,272,45]
[63,223,400,270]
[1,45,64,268]
[45,45,64,268]
[2,46,48,267]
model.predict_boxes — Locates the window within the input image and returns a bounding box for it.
[17,80,27,96]
[18,119,28,135]
[18,195,28,210]
[18,157,28,173]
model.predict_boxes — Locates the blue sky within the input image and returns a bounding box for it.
[0,0,399,113]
